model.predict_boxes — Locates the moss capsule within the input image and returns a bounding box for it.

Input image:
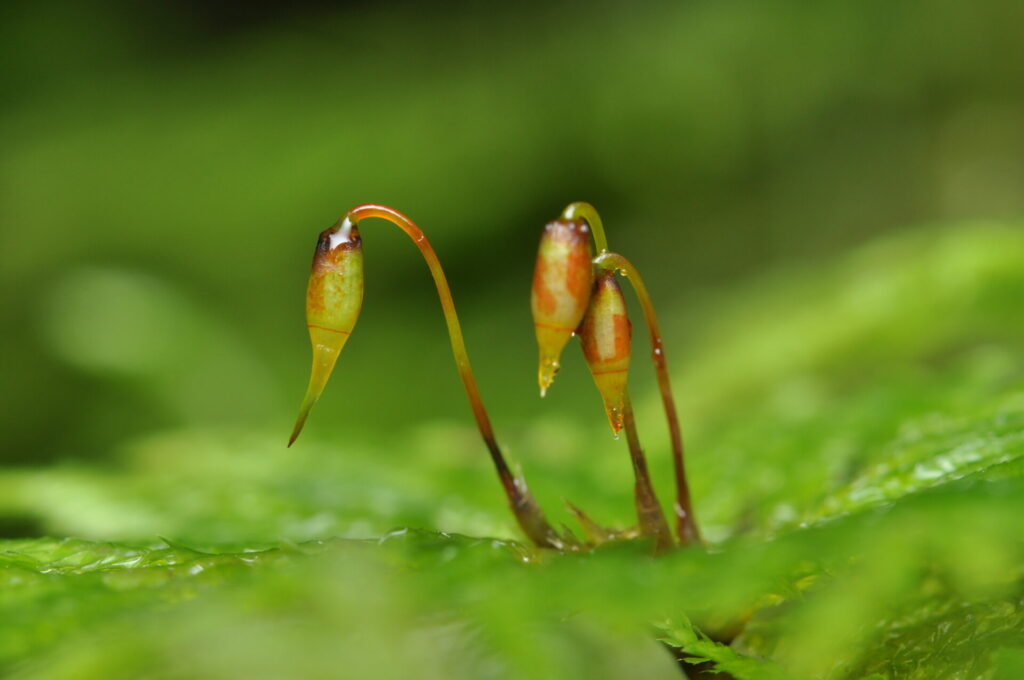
[580,271,631,435]
[531,219,593,395]
[289,220,364,445]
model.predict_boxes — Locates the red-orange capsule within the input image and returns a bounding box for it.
[580,271,631,435]
[289,220,364,445]
[531,219,593,395]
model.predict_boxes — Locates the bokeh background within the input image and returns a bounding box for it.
[2,0,1024,536]
[4,2,1024,678]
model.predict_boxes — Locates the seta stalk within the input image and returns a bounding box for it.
[593,249,701,545]
[621,390,674,553]
[561,202,701,546]
[292,204,570,550]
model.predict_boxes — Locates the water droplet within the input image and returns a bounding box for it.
[538,357,560,395]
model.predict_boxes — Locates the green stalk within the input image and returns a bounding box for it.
[561,201,609,254]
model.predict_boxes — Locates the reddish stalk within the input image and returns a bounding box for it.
[621,391,674,553]
[594,251,702,546]
[344,204,568,549]
[563,202,694,546]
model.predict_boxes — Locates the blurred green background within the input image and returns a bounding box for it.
[4,0,1022,473]
[2,2,1024,677]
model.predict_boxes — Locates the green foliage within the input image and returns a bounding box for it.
[1,222,1023,677]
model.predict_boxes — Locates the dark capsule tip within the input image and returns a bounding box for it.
[316,230,333,253]
[316,224,361,252]
[596,270,621,292]
[312,224,362,269]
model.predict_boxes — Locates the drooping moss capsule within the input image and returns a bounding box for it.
[289,219,364,445]
[531,219,593,395]
[580,271,631,435]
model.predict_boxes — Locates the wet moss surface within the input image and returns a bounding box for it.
[3,224,1024,679]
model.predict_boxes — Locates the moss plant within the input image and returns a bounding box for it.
[290,202,698,554]
[288,204,572,550]
[3,221,1023,678]
[546,202,701,548]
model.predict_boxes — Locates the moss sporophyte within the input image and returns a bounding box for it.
[290,203,700,553]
